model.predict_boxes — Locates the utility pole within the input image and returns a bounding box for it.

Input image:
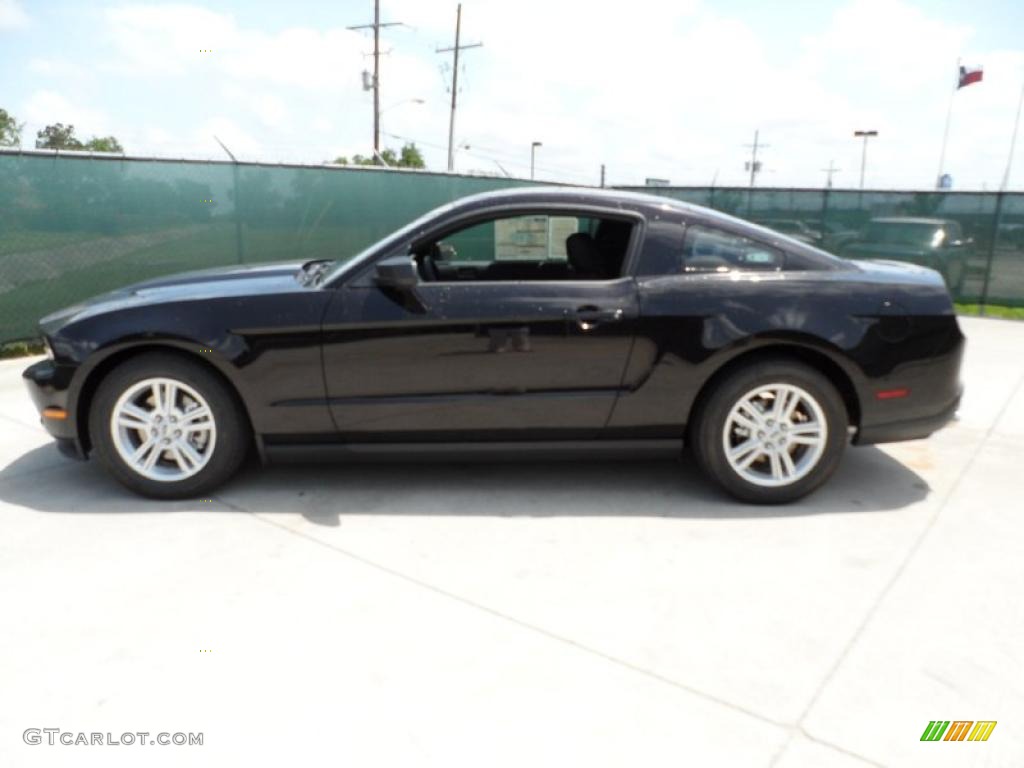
[1000,79,1024,191]
[600,164,606,188]
[853,130,878,189]
[821,159,840,188]
[530,141,542,180]
[743,129,767,188]
[437,3,482,172]
[348,1,403,158]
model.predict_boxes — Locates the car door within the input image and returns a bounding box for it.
[319,210,641,440]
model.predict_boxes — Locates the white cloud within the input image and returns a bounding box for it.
[103,4,239,75]
[196,116,262,159]
[0,0,29,29]
[28,57,76,76]
[20,0,1023,188]
[22,90,110,138]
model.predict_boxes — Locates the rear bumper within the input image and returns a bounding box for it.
[853,314,965,445]
[855,387,961,445]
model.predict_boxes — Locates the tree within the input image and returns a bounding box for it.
[332,142,425,169]
[35,123,124,152]
[0,108,23,147]
[398,142,425,169]
[84,136,124,153]
[36,123,83,150]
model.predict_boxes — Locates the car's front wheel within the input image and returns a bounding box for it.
[691,360,848,503]
[89,353,249,499]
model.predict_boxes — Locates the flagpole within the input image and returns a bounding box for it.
[936,57,959,188]
[1000,78,1024,191]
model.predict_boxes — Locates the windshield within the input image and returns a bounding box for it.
[321,201,458,284]
[862,221,944,247]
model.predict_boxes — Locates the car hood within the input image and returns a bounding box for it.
[39,260,310,333]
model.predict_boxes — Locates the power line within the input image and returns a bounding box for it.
[436,3,482,172]
[435,137,593,177]
[381,131,595,181]
[347,0,404,156]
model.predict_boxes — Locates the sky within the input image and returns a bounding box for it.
[1,0,1023,190]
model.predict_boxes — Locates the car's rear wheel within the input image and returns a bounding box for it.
[691,360,847,503]
[89,353,249,499]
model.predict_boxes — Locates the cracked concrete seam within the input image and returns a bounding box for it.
[768,367,1024,768]
[214,494,884,767]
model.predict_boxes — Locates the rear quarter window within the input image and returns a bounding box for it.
[681,225,784,273]
[633,217,842,277]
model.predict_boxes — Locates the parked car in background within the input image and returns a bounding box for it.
[755,219,823,246]
[24,188,964,504]
[999,223,1024,250]
[840,217,971,292]
[819,221,861,254]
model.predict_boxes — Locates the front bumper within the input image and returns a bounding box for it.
[23,359,86,459]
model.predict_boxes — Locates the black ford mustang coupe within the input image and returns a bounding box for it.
[24,188,964,503]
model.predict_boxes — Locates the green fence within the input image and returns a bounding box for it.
[3,151,1024,343]
[0,151,544,342]
[623,186,1024,311]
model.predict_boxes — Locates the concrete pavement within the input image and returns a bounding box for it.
[1,316,1022,767]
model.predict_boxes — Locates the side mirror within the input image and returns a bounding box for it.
[375,255,419,290]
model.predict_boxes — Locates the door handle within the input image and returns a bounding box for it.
[574,305,624,330]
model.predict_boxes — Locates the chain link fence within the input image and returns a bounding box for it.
[2,151,1023,343]
[0,150,541,343]
[623,186,1024,310]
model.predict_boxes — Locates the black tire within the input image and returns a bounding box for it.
[88,352,250,499]
[690,360,848,504]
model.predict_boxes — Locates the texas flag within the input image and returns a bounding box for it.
[958,64,983,89]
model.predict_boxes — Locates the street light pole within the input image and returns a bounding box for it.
[854,130,878,190]
[531,141,542,180]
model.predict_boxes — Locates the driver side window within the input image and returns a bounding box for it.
[414,213,633,282]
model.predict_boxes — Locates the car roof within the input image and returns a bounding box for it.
[446,185,701,213]
[445,186,786,234]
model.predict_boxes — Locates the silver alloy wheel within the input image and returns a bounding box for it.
[721,382,827,488]
[109,377,217,482]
